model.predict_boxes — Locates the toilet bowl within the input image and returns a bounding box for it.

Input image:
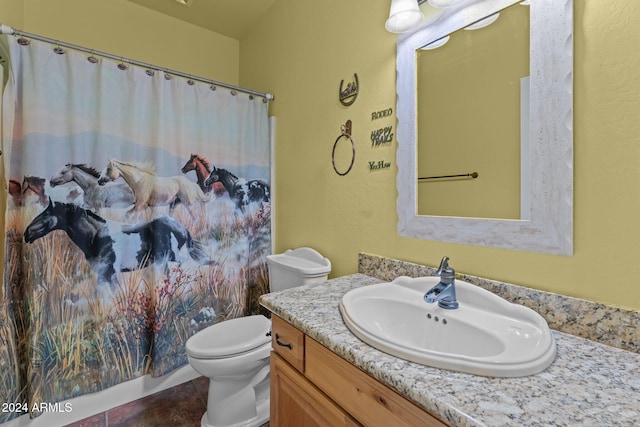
[187,315,272,427]
[186,247,331,427]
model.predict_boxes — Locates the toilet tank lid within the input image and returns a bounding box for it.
[267,247,331,276]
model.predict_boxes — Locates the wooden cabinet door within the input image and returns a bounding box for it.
[270,352,361,427]
[305,338,448,427]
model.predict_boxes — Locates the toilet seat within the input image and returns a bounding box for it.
[186,315,271,359]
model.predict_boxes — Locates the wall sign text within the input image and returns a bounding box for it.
[371,126,394,147]
[368,160,391,170]
[371,108,393,120]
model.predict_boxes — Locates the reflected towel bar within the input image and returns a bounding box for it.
[418,172,478,181]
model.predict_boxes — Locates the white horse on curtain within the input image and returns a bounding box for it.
[97,158,209,216]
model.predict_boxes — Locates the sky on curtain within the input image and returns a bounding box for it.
[5,37,270,182]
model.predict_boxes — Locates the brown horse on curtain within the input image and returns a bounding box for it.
[8,176,48,207]
[180,153,227,196]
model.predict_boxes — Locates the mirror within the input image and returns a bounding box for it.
[396,0,573,255]
[417,3,529,219]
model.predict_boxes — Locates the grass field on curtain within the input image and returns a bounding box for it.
[2,198,270,419]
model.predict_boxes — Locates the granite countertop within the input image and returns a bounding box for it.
[259,274,640,427]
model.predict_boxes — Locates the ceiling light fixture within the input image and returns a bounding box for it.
[386,0,424,33]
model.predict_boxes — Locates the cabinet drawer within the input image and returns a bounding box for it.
[305,338,448,427]
[271,315,305,372]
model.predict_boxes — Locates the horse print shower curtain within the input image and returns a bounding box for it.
[0,35,271,421]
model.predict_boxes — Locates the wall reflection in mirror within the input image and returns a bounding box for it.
[417,3,529,219]
[395,0,573,255]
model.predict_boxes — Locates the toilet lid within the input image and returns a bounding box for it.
[186,315,271,359]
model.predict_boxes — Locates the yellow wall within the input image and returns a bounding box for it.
[0,0,239,84]
[240,0,640,311]
[0,0,24,28]
[3,0,640,311]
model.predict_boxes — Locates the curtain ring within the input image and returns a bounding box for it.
[17,34,30,46]
[332,120,355,176]
[87,51,99,64]
[117,58,128,71]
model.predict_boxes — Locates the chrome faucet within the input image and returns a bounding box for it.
[424,256,459,310]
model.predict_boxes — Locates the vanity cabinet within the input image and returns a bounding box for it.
[270,315,447,427]
[271,352,360,426]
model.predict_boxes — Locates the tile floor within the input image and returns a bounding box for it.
[65,376,270,427]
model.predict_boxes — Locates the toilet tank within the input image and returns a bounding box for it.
[267,247,331,292]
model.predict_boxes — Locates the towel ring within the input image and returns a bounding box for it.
[332,120,355,176]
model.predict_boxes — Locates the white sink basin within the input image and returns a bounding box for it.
[339,276,556,377]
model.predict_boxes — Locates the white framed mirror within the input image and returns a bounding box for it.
[396,0,573,255]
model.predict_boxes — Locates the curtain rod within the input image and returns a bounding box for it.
[0,24,275,101]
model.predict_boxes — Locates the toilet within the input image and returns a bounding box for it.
[186,247,331,427]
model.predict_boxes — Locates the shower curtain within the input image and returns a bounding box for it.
[0,35,271,421]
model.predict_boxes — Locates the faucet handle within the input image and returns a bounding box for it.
[435,256,454,279]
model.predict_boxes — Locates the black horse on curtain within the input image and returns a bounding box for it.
[24,199,212,285]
